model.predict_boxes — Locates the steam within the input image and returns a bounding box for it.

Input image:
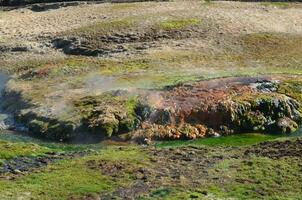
[85,75,118,94]
[0,72,13,130]
[145,92,164,108]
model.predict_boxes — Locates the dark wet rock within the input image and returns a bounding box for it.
[0,45,29,53]
[52,37,127,57]
[250,80,278,93]
[30,1,82,12]
[135,103,154,121]
[0,151,89,174]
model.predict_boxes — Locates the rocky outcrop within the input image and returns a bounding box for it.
[131,77,302,142]
[3,76,302,142]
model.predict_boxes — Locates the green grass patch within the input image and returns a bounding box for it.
[158,19,200,30]
[208,156,302,199]
[154,133,279,148]
[0,145,147,199]
[0,140,51,159]
[0,156,112,199]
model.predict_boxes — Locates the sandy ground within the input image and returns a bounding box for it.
[0,1,301,42]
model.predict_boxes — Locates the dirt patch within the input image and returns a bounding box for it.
[100,146,231,199]
[86,159,131,177]
[245,139,302,159]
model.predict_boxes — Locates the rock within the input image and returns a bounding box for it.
[13,169,23,174]
[250,80,278,93]
[219,125,234,135]
[195,124,207,137]
[28,119,76,140]
[207,128,220,137]
[74,94,139,137]
[135,103,154,121]
[276,117,298,134]
[150,108,175,125]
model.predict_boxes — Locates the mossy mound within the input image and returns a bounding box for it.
[230,93,301,134]
[73,93,139,137]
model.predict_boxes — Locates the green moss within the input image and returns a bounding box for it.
[74,94,139,136]
[278,80,302,104]
[158,19,200,30]
[99,59,151,75]
[0,140,51,159]
[28,119,49,134]
[154,133,278,148]
[97,145,147,162]
[119,97,138,132]
[240,112,266,132]
[100,119,119,137]
[27,119,76,141]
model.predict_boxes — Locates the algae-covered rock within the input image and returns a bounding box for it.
[28,119,49,135]
[28,119,76,140]
[89,113,119,137]
[278,80,302,105]
[240,111,267,131]
[230,94,301,134]
[74,93,139,137]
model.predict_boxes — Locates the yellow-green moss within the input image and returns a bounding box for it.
[158,19,200,30]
